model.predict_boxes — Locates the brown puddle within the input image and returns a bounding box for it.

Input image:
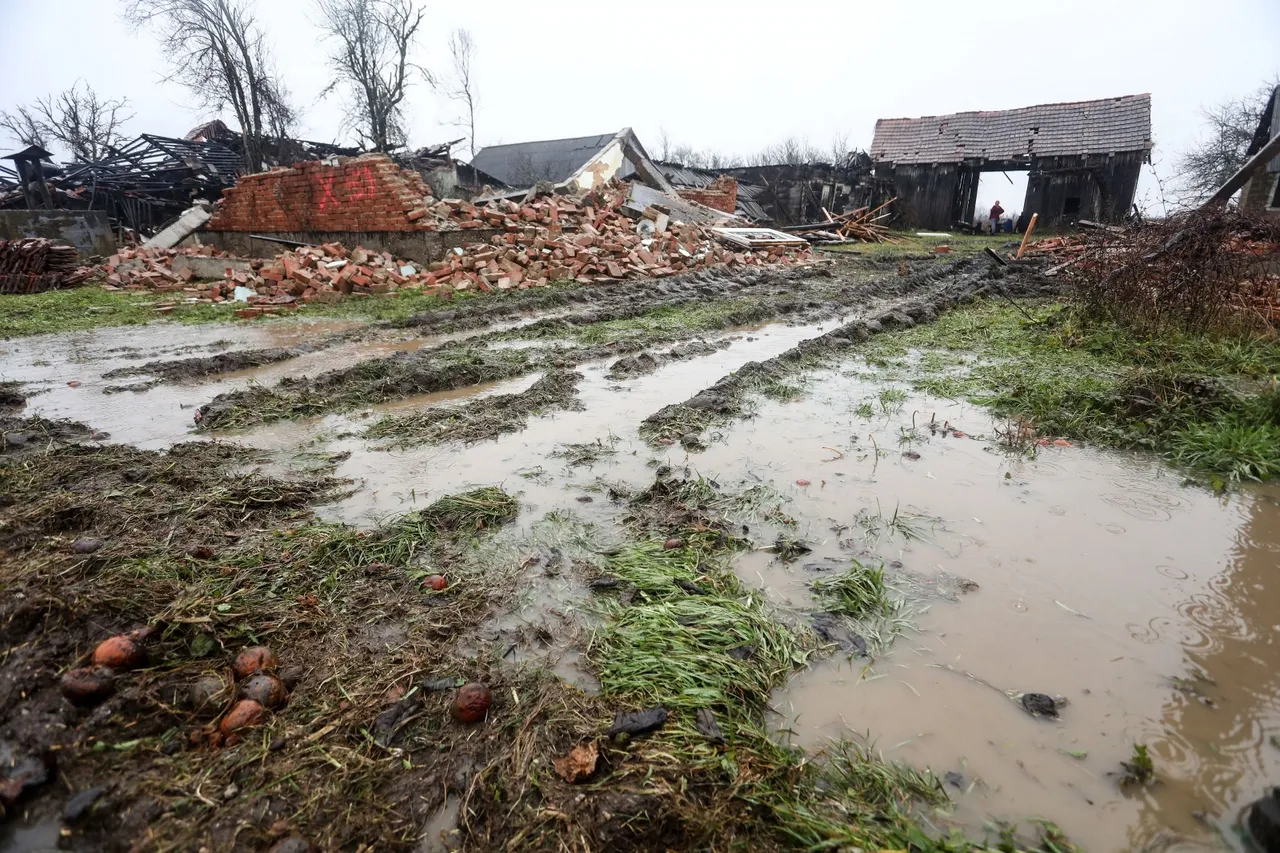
[8,313,1280,851]
[706,372,1280,853]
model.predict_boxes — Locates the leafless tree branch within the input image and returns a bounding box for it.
[124,0,295,172]
[314,0,428,152]
[1175,76,1279,204]
[0,105,49,150]
[443,28,478,158]
[29,81,134,162]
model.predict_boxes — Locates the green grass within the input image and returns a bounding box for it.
[809,560,889,619]
[860,300,1280,483]
[823,230,1025,259]
[0,287,230,337]
[0,282,489,338]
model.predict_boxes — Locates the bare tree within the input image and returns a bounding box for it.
[1176,77,1279,203]
[828,131,851,167]
[442,28,478,158]
[125,0,295,172]
[667,143,742,170]
[314,0,428,152]
[0,105,48,150]
[751,136,822,166]
[31,82,133,162]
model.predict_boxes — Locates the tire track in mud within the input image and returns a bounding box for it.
[191,258,1052,433]
[116,264,833,392]
[639,259,1059,442]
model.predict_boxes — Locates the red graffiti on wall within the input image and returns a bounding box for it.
[313,165,379,212]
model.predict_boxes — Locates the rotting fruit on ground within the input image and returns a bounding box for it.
[8,242,1280,852]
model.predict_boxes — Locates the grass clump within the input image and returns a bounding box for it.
[862,300,1280,483]
[810,559,889,619]
[196,343,543,430]
[365,369,583,447]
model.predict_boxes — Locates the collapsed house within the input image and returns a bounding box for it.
[870,94,1153,229]
[1240,85,1280,220]
[0,134,243,236]
[469,129,675,197]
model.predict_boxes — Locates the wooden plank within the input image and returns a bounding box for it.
[1204,131,1280,205]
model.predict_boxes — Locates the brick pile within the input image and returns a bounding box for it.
[0,238,93,295]
[676,176,738,214]
[95,178,813,312]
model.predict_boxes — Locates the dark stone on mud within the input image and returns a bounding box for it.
[0,744,53,810]
[268,837,314,853]
[606,706,668,737]
[727,644,757,661]
[695,708,725,743]
[1248,788,1280,853]
[0,388,25,411]
[62,785,107,822]
[576,495,594,503]
[1020,692,1059,718]
[2,431,27,447]
[71,537,104,554]
[372,696,422,747]
[421,677,458,692]
[679,432,703,451]
[902,450,921,460]
[811,613,868,657]
[279,666,305,690]
[674,578,708,595]
[589,576,622,591]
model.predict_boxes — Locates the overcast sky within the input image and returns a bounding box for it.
[2,0,1277,220]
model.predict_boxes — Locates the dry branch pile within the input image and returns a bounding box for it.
[1059,209,1280,333]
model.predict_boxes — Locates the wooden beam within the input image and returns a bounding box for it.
[1204,132,1280,206]
[1016,213,1039,259]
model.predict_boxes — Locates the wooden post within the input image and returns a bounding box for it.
[1016,213,1039,259]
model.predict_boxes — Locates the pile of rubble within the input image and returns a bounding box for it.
[0,238,94,295]
[98,181,814,310]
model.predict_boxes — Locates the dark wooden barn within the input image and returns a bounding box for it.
[870,94,1153,230]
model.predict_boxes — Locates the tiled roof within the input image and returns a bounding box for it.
[871,94,1152,165]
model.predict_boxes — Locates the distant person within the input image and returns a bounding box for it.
[989,200,1005,235]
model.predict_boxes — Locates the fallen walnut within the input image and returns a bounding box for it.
[452,682,492,723]
[60,667,117,707]
[220,699,265,737]
[553,741,599,783]
[232,646,278,680]
[92,634,146,671]
[239,673,288,709]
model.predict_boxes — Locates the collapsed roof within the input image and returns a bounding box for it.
[871,94,1153,165]
[470,133,621,185]
[469,129,673,199]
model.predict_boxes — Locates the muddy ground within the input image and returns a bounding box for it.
[3,250,1279,853]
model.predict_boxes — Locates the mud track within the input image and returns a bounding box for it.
[193,257,1040,432]
[640,259,1059,441]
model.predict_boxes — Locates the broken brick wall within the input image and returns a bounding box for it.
[207,154,435,232]
[676,176,738,214]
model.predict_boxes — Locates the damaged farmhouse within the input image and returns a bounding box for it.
[3,5,1280,853]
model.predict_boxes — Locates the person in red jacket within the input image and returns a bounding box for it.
[989,200,1005,234]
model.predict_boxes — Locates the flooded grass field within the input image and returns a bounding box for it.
[3,254,1279,852]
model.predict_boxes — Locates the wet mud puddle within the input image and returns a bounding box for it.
[9,312,1280,852]
[712,372,1280,853]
